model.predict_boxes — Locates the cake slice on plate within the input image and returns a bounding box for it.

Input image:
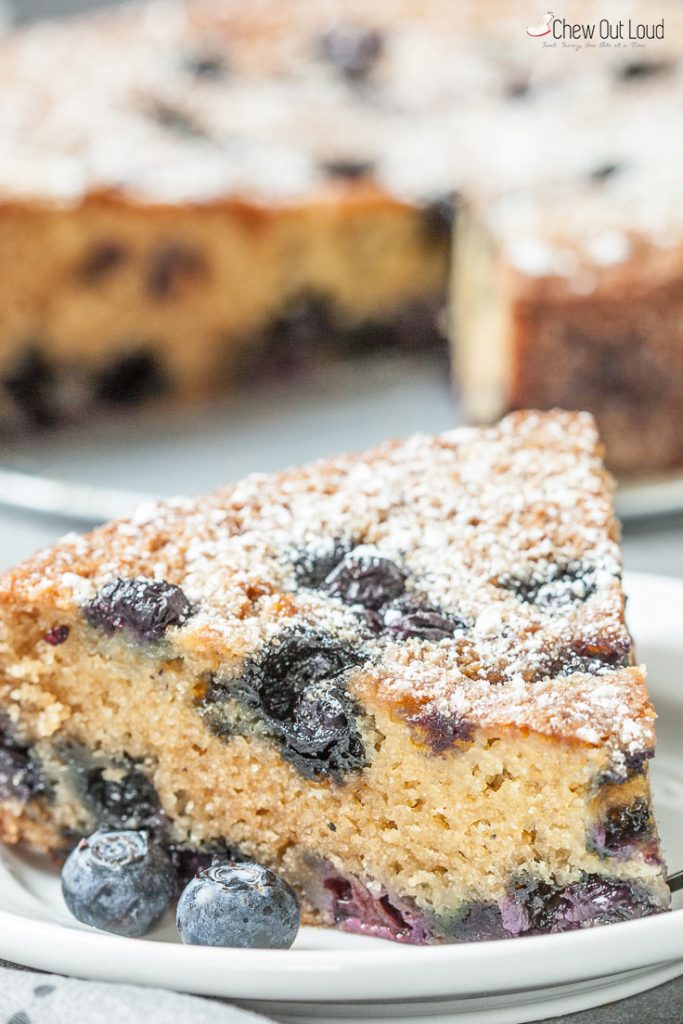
[0,411,670,942]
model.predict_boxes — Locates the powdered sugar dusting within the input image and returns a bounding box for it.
[0,0,681,235]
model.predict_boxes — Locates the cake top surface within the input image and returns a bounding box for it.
[0,0,680,219]
[471,119,683,289]
[0,410,654,761]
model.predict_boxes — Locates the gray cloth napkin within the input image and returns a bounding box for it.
[0,963,271,1024]
[2,958,683,1023]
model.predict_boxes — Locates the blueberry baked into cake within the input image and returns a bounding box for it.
[0,412,669,942]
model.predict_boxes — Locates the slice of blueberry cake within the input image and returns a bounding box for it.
[0,411,670,942]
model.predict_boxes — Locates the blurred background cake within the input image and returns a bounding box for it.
[0,0,681,475]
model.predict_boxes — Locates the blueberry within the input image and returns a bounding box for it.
[321,866,429,943]
[404,708,472,753]
[322,553,406,610]
[600,800,652,853]
[586,750,653,788]
[338,320,400,356]
[0,746,44,803]
[500,874,662,935]
[184,51,228,78]
[146,244,207,300]
[546,634,632,679]
[504,878,558,933]
[556,876,661,928]
[242,631,361,720]
[294,539,354,588]
[82,763,162,830]
[260,292,337,372]
[453,902,510,942]
[570,634,632,666]
[318,25,384,80]
[43,624,69,646]
[205,630,367,780]
[177,861,300,948]
[321,160,374,180]
[625,749,653,774]
[61,829,176,937]
[245,631,367,779]
[338,303,448,358]
[0,723,46,802]
[96,350,166,406]
[76,241,127,284]
[167,839,243,886]
[2,347,58,427]
[382,597,468,641]
[499,562,597,607]
[289,682,355,756]
[85,577,193,642]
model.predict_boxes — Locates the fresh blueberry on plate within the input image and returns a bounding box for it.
[61,828,176,937]
[176,861,300,948]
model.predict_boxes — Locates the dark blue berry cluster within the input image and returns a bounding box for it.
[502,874,661,935]
[591,800,653,857]
[216,630,368,781]
[85,577,193,643]
[499,561,597,608]
[80,760,163,832]
[300,545,468,642]
[0,725,46,804]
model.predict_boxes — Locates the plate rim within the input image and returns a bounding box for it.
[0,899,681,1001]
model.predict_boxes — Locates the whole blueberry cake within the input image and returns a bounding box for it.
[2,0,683,476]
[0,411,670,941]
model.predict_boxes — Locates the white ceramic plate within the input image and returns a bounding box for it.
[0,570,682,1024]
[1,358,682,525]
